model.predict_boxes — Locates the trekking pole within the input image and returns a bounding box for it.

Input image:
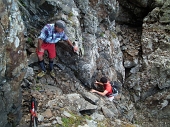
[30,96,38,127]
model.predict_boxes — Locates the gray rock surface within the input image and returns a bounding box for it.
[0,1,27,127]
[1,0,170,127]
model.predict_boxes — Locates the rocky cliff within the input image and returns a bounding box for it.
[0,0,27,127]
[117,0,170,126]
[0,0,170,127]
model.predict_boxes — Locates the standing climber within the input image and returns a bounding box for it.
[36,20,78,78]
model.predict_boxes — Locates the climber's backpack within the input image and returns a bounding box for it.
[110,81,122,94]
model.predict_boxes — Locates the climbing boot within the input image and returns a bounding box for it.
[50,70,55,77]
[37,71,46,78]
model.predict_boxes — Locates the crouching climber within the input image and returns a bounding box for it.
[90,77,118,101]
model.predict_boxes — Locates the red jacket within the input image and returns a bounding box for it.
[104,81,112,96]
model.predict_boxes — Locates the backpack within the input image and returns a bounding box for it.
[110,81,122,94]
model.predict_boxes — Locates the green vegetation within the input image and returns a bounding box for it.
[111,31,117,38]
[100,33,105,37]
[26,37,34,46]
[55,111,116,127]
[27,37,32,43]
[68,12,74,18]
[34,85,41,91]
[97,119,111,127]
[55,112,91,127]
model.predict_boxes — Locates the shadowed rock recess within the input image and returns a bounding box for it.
[0,0,170,127]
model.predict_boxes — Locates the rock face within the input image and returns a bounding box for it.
[1,0,170,127]
[23,0,124,86]
[0,0,27,127]
[123,0,170,99]
[117,0,170,125]
[0,0,124,126]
